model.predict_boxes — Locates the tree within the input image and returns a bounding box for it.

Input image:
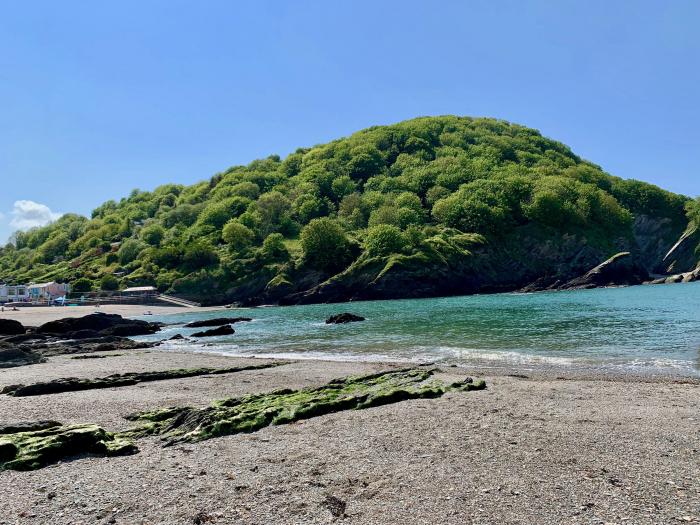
[331,176,357,201]
[100,274,120,291]
[72,278,93,293]
[348,145,384,180]
[255,191,291,236]
[198,197,250,230]
[686,197,700,229]
[117,239,144,265]
[222,220,255,251]
[300,218,350,272]
[182,242,219,272]
[260,233,290,261]
[140,224,165,246]
[364,225,407,257]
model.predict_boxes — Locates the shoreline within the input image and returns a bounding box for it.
[153,344,700,382]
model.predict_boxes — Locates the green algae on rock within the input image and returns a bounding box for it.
[1,361,286,397]
[0,423,137,471]
[125,368,486,445]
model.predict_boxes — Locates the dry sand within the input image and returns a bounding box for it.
[0,348,698,525]
[0,304,224,326]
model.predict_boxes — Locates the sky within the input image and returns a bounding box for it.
[1,0,699,242]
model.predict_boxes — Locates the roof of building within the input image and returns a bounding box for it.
[122,286,157,292]
[28,282,57,288]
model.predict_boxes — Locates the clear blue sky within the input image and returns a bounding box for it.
[1,0,698,242]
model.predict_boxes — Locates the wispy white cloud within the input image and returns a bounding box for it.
[9,200,62,231]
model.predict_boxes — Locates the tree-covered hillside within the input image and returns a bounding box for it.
[1,116,695,304]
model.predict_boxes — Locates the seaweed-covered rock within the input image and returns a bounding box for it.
[325,313,365,324]
[0,319,25,335]
[184,317,252,328]
[1,362,285,397]
[0,345,46,368]
[126,368,485,445]
[0,423,137,471]
[191,325,234,337]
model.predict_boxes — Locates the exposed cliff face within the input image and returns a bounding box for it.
[631,214,697,274]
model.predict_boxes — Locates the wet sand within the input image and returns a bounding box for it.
[0,348,698,524]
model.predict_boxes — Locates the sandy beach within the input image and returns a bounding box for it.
[0,344,698,524]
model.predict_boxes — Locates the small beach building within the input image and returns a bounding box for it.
[0,284,30,303]
[121,286,158,297]
[27,282,71,303]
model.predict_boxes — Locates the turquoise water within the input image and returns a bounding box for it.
[136,282,700,376]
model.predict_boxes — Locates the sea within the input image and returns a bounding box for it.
[134,282,700,377]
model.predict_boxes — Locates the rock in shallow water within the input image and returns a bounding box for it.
[184,317,252,328]
[325,313,366,324]
[191,325,235,337]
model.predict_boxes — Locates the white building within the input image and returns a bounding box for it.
[0,284,30,303]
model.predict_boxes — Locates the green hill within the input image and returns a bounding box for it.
[2,116,698,304]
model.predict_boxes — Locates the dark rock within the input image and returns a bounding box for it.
[557,252,650,290]
[191,325,235,338]
[0,440,18,462]
[37,313,161,338]
[32,337,156,357]
[0,346,46,368]
[184,317,252,328]
[169,334,186,340]
[69,329,102,340]
[325,313,365,324]
[323,495,347,518]
[0,319,25,336]
[1,362,285,397]
[0,421,61,434]
[647,266,700,285]
[192,512,215,525]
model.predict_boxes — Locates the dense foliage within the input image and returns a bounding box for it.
[0,116,692,300]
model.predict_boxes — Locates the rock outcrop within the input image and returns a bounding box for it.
[648,266,700,285]
[0,313,162,368]
[557,252,650,290]
[37,313,161,338]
